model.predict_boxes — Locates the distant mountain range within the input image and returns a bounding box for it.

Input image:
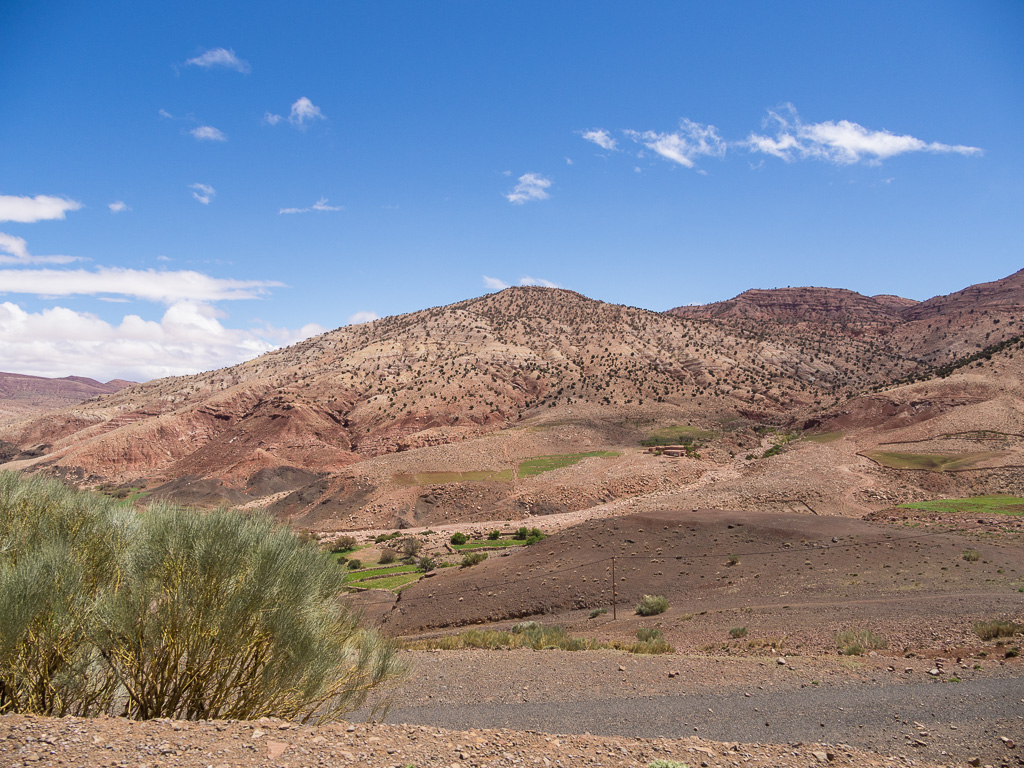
[1,269,1022,523]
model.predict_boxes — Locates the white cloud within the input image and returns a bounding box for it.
[483,276,559,290]
[190,125,227,142]
[0,233,29,260]
[347,311,379,325]
[0,194,83,223]
[518,276,560,288]
[0,266,281,303]
[264,97,326,129]
[505,173,552,205]
[747,104,983,164]
[580,128,617,151]
[278,197,344,215]
[108,201,130,213]
[482,276,510,291]
[190,183,215,205]
[185,47,251,74]
[289,97,325,127]
[159,108,174,119]
[0,232,79,265]
[625,120,726,168]
[0,300,318,381]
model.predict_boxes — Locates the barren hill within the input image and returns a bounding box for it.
[2,271,1024,523]
[0,371,132,432]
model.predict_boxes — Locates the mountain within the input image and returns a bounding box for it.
[0,372,133,430]
[2,270,1023,527]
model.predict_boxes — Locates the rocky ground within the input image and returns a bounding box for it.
[0,711,971,768]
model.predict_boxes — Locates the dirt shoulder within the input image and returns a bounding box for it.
[0,711,955,768]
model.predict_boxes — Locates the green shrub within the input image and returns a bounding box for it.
[589,608,608,619]
[487,530,501,540]
[0,472,402,722]
[347,558,362,570]
[514,526,529,540]
[962,550,980,562]
[648,761,690,768]
[511,621,539,633]
[729,626,748,639]
[398,536,422,559]
[374,532,400,544]
[635,595,669,616]
[1006,646,1020,658]
[726,554,740,566]
[525,527,545,545]
[973,619,1023,641]
[417,556,436,572]
[329,535,358,553]
[378,548,397,565]
[636,628,664,642]
[836,628,887,655]
[450,532,468,545]
[460,552,487,568]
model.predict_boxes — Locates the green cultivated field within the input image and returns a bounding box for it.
[863,450,1004,471]
[803,431,844,443]
[640,425,715,447]
[517,451,620,478]
[899,495,1024,516]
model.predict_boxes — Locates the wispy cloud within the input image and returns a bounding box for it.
[0,194,83,223]
[278,197,343,215]
[347,310,379,325]
[580,128,617,151]
[264,97,326,130]
[482,276,509,291]
[190,125,227,142]
[0,300,323,381]
[185,47,251,74]
[505,173,552,205]
[0,267,281,303]
[625,120,726,168]
[482,275,560,290]
[289,97,324,127]
[108,201,130,213]
[189,183,215,205]
[0,233,79,265]
[747,104,983,164]
[519,276,560,288]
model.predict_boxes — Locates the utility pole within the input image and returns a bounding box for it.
[611,556,617,620]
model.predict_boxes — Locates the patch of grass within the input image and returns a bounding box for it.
[962,549,980,562]
[402,622,672,655]
[460,552,488,568]
[640,424,714,448]
[973,619,1023,641]
[517,451,619,478]
[635,594,669,616]
[864,451,1005,471]
[648,761,690,768]
[452,538,525,550]
[899,495,1024,516]
[589,607,608,619]
[347,572,421,591]
[802,431,844,443]
[729,626,748,639]
[836,628,887,655]
[726,554,740,566]
[342,565,418,584]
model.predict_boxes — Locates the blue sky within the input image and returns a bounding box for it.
[1,1,1021,381]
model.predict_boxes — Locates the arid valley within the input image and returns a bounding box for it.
[2,271,1022,768]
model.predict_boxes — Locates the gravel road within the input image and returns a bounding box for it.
[384,673,1024,766]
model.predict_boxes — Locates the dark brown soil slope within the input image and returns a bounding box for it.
[383,508,1023,637]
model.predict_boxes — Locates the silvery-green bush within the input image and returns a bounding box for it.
[0,472,402,722]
